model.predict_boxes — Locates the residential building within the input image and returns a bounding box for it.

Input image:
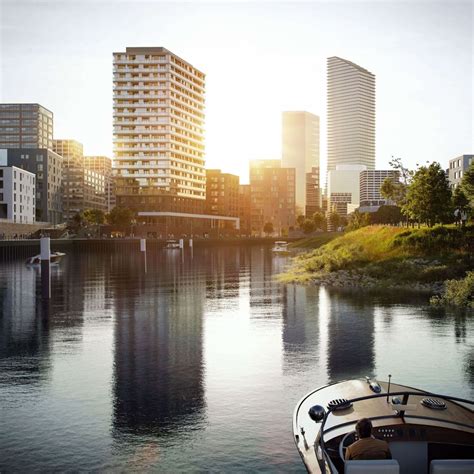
[0,103,53,149]
[205,169,239,218]
[250,160,295,235]
[359,170,399,207]
[448,154,474,188]
[53,140,107,220]
[327,164,367,216]
[327,57,375,171]
[0,148,63,224]
[84,155,116,211]
[282,111,320,214]
[306,166,321,216]
[0,166,35,223]
[238,184,251,236]
[113,47,206,218]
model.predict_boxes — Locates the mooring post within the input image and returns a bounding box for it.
[179,238,184,249]
[40,237,51,299]
[189,238,193,248]
[140,238,147,273]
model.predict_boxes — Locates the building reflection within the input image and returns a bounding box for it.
[112,250,206,437]
[324,289,376,382]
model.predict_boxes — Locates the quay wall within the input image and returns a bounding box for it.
[0,237,300,262]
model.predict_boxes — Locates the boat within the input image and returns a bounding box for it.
[272,241,290,255]
[293,377,474,473]
[164,239,181,250]
[25,252,66,265]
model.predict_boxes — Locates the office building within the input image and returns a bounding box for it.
[448,155,474,189]
[0,148,63,224]
[0,103,53,149]
[0,166,35,223]
[359,170,399,207]
[113,47,206,216]
[206,169,239,217]
[327,57,375,171]
[282,111,320,214]
[84,155,116,211]
[250,160,295,235]
[327,164,366,216]
[238,184,251,236]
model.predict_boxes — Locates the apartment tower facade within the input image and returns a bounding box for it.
[282,111,320,216]
[327,57,375,171]
[113,47,206,215]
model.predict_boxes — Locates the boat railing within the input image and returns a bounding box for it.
[318,390,474,466]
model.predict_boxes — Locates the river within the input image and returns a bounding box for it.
[0,245,472,472]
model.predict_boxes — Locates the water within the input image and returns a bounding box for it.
[0,245,472,472]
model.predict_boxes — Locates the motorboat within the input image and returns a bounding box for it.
[25,251,66,265]
[272,241,290,255]
[164,239,181,250]
[293,377,474,473]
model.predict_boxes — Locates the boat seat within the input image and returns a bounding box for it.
[430,459,474,473]
[345,460,399,473]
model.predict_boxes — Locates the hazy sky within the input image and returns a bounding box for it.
[1,0,472,183]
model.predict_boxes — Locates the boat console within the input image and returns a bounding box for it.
[293,378,474,474]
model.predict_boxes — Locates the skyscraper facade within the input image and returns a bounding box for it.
[327,57,375,171]
[0,104,53,149]
[113,47,206,214]
[282,111,320,215]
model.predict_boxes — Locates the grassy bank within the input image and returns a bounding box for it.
[280,225,474,296]
[288,232,342,249]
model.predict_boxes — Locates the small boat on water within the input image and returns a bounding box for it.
[272,241,290,255]
[25,252,66,265]
[293,377,474,473]
[164,239,180,250]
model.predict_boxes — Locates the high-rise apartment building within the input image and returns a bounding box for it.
[205,169,239,217]
[84,156,116,211]
[327,57,375,171]
[360,170,399,207]
[250,160,295,235]
[113,47,206,215]
[0,148,63,224]
[0,104,53,149]
[282,111,320,215]
[306,166,321,217]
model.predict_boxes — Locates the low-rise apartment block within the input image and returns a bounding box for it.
[448,155,473,188]
[0,166,35,223]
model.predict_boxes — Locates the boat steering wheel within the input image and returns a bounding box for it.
[339,431,357,462]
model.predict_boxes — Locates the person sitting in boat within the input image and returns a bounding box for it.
[345,418,392,461]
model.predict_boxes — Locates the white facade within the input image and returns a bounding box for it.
[0,166,35,223]
[360,170,399,206]
[327,164,366,215]
[282,111,320,213]
[327,57,375,171]
[113,47,206,205]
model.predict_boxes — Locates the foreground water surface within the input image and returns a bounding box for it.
[0,245,472,472]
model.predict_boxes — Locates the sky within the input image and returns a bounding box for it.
[0,0,472,184]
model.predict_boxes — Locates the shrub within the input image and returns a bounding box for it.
[430,271,474,308]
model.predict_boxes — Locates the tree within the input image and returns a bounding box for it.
[371,205,402,225]
[347,210,371,231]
[82,208,105,225]
[328,212,341,231]
[107,206,134,228]
[302,218,315,234]
[380,177,405,207]
[461,161,474,206]
[296,214,305,228]
[312,211,327,231]
[263,222,274,236]
[402,162,452,227]
[452,186,470,227]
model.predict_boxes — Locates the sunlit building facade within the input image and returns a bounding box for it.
[250,160,295,235]
[327,57,375,171]
[0,166,35,223]
[113,47,206,216]
[359,169,399,207]
[282,111,320,215]
[205,169,239,217]
[84,155,116,212]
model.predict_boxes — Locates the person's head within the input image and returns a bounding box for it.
[355,418,373,438]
